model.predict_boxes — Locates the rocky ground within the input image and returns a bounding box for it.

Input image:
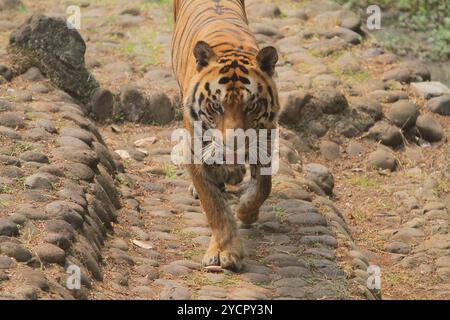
[0,0,449,300]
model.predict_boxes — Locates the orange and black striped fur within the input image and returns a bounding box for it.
[172,0,280,271]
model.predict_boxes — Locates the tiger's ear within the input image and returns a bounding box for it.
[194,41,216,72]
[256,46,278,77]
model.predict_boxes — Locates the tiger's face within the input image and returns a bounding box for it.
[185,41,279,136]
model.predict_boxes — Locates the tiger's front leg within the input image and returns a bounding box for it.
[236,165,272,225]
[188,164,244,271]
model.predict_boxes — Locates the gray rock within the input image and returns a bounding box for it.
[60,127,93,145]
[391,227,424,243]
[368,90,408,103]
[278,90,312,125]
[52,147,98,168]
[0,0,22,10]
[118,86,145,123]
[57,136,90,149]
[0,271,9,281]
[308,121,328,137]
[0,126,22,140]
[8,14,99,104]
[0,242,32,262]
[330,27,362,45]
[416,114,444,142]
[352,97,383,120]
[110,248,134,265]
[18,269,49,291]
[0,112,25,128]
[25,173,53,190]
[110,238,129,251]
[0,255,16,269]
[0,165,24,178]
[0,218,19,236]
[387,100,419,129]
[161,264,191,277]
[89,88,113,122]
[436,257,450,268]
[411,81,450,99]
[15,285,39,300]
[45,201,84,229]
[44,233,71,250]
[12,90,32,102]
[35,243,65,264]
[300,235,337,247]
[319,140,340,160]
[333,52,361,72]
[22,67,45,81]
[278,266,310,278]
[368,149,397,171]
[312,88,348,114]
[427,95,450,116]
[347,141,364,157]
[383,62,430,83]
[303,163,334,195]
[20,151,49,164]
[368,121,403,147]
[121,7,141,16]
[45,220,75,240]
[385,241,411,254]
[144,92,175,125]
[0,155,21,166]
[32,119,56,133]
[247,3,281,18]
[287,213,327,226]
[30,83,49,94]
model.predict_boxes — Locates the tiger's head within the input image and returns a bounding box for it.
[184,41,280,137]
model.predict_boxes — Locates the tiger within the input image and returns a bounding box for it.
[172,0,280,271]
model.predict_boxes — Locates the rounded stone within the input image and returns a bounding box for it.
[0,242,32,262]
[0,112,25,128]
[385,241,411,254]
[45,220,76,239]
[20,151,49,164]
[24,173,53,190]
[35,243,66,264]
[110,238,129,251]
[416,114,444,142]
[303,163,334,195]
[319,140,340,160]
[44,233,72,250]
[427,95,450,116]
[312,88,348,114]
[368,149,397,171]
[386,100,419,129]
[368,121,403,147]
[0,255,16,269]
[89,88,113,122]
[0,218,19,237]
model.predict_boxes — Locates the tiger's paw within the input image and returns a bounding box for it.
[219,249,243,272]
[202,236,243,272]
[202,239,220,267]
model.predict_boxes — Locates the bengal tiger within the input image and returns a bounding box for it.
[172,0,280,271]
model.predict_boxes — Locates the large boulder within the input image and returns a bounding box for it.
[8,14,99,104]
